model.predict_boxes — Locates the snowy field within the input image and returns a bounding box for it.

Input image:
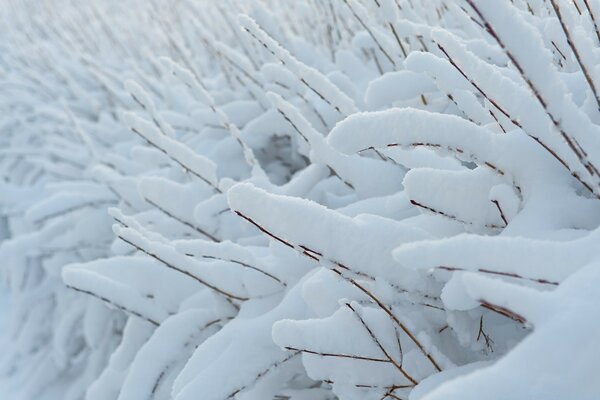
[1,0,600,399]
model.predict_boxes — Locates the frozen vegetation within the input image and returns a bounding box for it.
[1,0,600,399]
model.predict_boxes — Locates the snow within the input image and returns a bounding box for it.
[365,71,437,110]
[2,0,600,399]
[419,263,600,400]
[122,113,220,190]
[239,14,359,117]
[267,91,405,197]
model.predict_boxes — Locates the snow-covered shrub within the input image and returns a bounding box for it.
[1,0,600,399]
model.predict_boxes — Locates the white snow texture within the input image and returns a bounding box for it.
[1,0,599,399]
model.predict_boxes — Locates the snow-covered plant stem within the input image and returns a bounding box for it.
[1,1,600,399]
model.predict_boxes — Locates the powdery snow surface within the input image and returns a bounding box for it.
[1,0,600,399]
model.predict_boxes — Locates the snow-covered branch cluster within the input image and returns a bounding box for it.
[1,0,600,399]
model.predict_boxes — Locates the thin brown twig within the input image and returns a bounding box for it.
[285,346,391,363]
[583,0,600,43]
[144,197,220,242]
[130,127,222,193]
[332,269,443,372]
[67,285,159,326]
[480,301,527,324]
[225,353,299,399]
[436,265,558,286]
[491,199,508,226]
[117,234,248,301]
[232,209,443,371]
[345,303,418,384]
[189,253,286,286]
[549,0,600,112]
[465,0,600,196]
[342,0,397,67]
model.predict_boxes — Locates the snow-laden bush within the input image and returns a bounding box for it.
[2,0,600,399]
